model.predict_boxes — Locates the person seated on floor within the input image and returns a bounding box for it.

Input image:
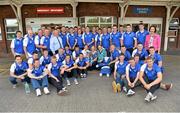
[9,55,30,89]
[28,59,50,97]
[47,56,68,96]
[75,53,89,78]
[28,51,39,70]
[61,54,79,86]
[72,45,82,61]
[89,46,98,70]
[56,48,66,65]
[123,57,141,96]
[64,45,72,56]
[112,53,128,93]
[139,56,162,102]
[97,45,107,64]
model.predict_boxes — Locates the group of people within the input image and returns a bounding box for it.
[9,23,172,102]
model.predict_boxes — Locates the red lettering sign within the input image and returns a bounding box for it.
[37,7,64,14]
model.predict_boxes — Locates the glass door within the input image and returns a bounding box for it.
[5,19,19,40]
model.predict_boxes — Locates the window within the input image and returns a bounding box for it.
[5,19,19,40]
[79,16,117,28]
[0,25,2,40]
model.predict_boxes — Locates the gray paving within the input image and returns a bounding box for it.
[0,55,180,112]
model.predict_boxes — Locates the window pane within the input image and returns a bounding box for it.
[5,19,19,40]
[100,24,112,28]
[80,17,85,23]
[100,17,112,23]
[87,17,99,23]
[113,17,117,24]
[87,24,99,29]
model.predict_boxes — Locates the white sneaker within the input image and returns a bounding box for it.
[43,87,50,95]
[123,87,127,93]
[107,74,110,77]
[80,73,83,78]
[36,88,41,97]
[74,79,79,85]
[96,65,99,68]
[145,93,151,102]
[83,73,87,78]
[151,95,157,101]
[99,73,102,77]
[13,84,17,88]
[66,79,71,86]
[62,87,67,91]
[126,89,135,96]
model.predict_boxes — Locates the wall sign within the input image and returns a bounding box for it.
[133,7,152,14]
[37,7,64,14]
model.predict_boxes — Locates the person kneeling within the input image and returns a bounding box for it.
[28,59,50,97]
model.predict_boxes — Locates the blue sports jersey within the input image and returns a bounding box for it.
[123,32,136,49]
[65,50,72,55]
[83,32,94,46]
[136,30,149,45]
[150,53,162,65]
[102,33,110,50]
[68,33,76,48]
[76,34,84,49]
[111,49,120,60]
[32,65,45,77]
[111,32,122,48]
[57,53,66,63]
[134,49,148,61]
[128,64,141,79]
[36,35,41,52]
[144,63,161,80]
[64,60,74,68]
[121,50,131,61]
[14,61,28,75]
[74,50,82,57]
[14,38,24,54]
[116,61,128,75]
[43,36,50,51]
[27,36,36,54]
[42,56,51,66]
[59,32,67,47]
[77,58,87,67]
[51,63,62,77]
[95,34,102,46]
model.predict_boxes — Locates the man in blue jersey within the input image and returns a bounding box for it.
[28,51,39,70]
[35,29,43,55]
[23,30,36,58]
[123,57,141,96]
[75,53,89,78]
[95,28,102,48]
[139,56,162,102]
[40,29,51,55]
[111,25,122,49]
[132,43,148,61]
[120,45,131,61]
[76,29,84,49]
[83,26,95,48]
[48,56,68,96]
[112,53,128,93]
[28,59,50,97]
[9,55,30,88]
[60,26,67,47]
[109,45,120,73]
[102,27,111,55]
[56,48,66,65]
[10,31,24,57]
[67,27,77,50]
[136,23,149,46]
[72,45,82,61]
[39,49,51,67]
[122,24,137,54]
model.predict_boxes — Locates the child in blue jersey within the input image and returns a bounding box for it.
[139,56,162,102]
[109,45,120,73]
[132,43,148,61]
[9,55,30,89]
[122,24,137,54]
[112,53,128,93]
[56,48,66,65]
[95,28,102,48]
[136,23,149,46]
[76,53,89,78]
[10,31,24,57]
[39,49,51,67]
[120,45,131,61]
[123,57,141,96]
[76,29,84,49]
[101,27,111,55]
[28,59,50,97]
[61,54,78,86]
[48,56,68,96]
[72,45,82,61]
[60,26,67,47]
[67,27,77,50]
[111,25,122,49]
[23,30,36,58]
[83,26,95,48]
